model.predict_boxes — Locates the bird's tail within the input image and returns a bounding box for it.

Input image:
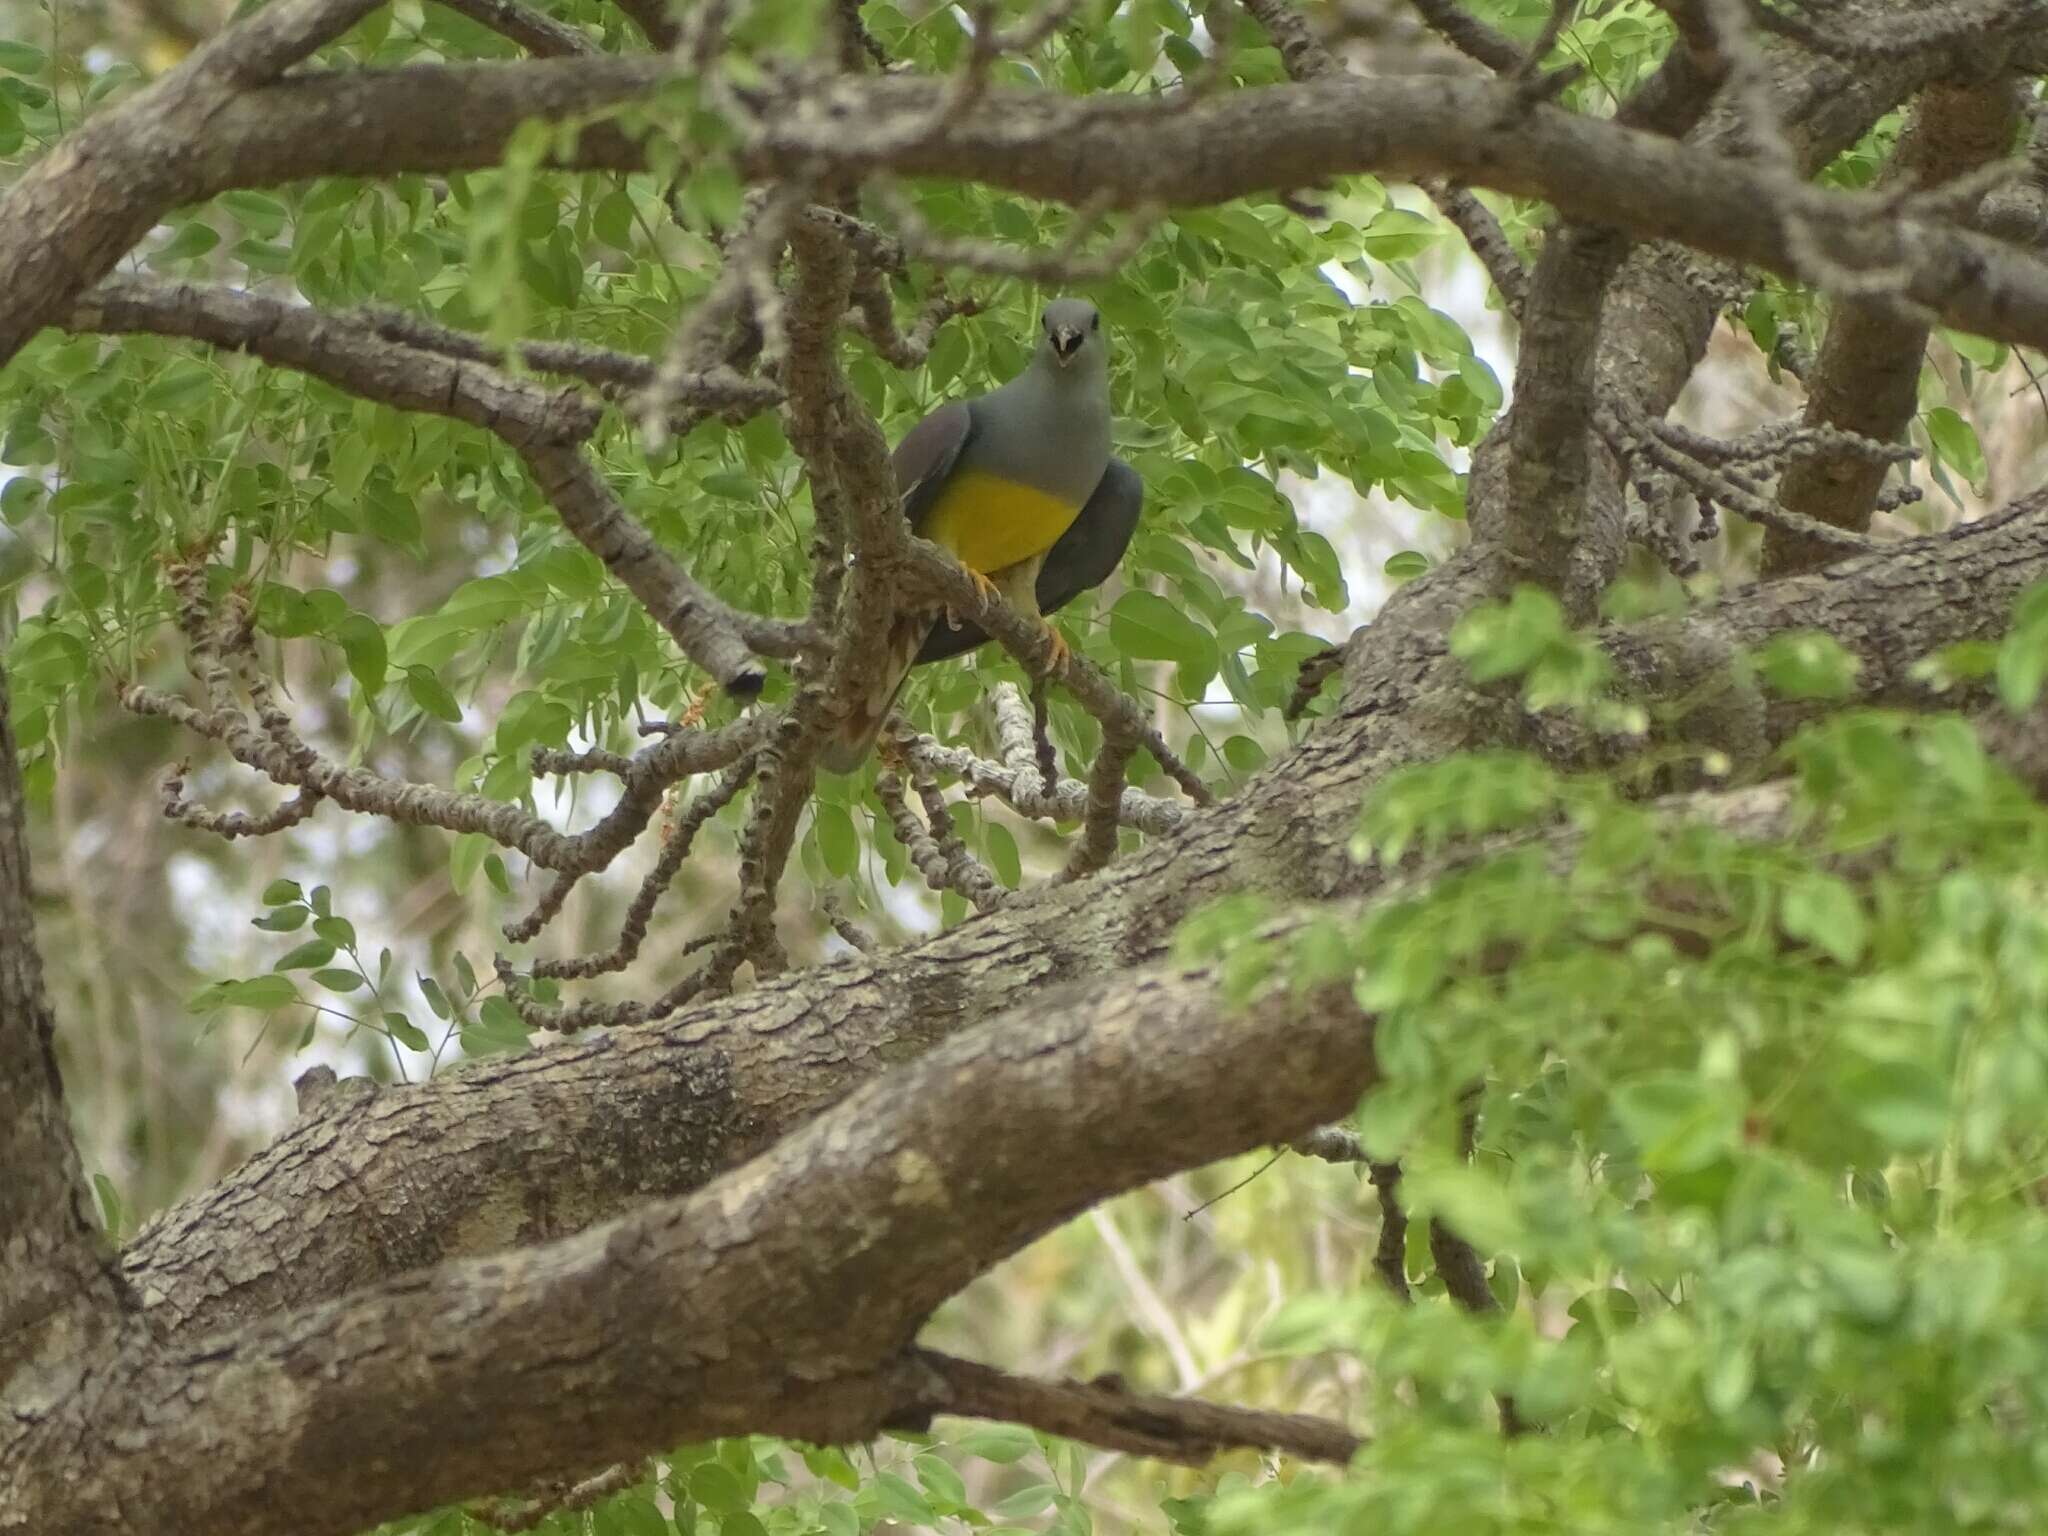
[820,615,928,773]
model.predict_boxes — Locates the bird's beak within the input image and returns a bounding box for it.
[1050,326,1084,365]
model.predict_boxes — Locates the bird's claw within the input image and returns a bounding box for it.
[1041,622,1070,672]
[946,568,1002,632]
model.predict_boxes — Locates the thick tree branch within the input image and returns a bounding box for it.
[1765,78,2025,575]
[0,665,128,1385]
[2,5,2029,379]
[150,65,2044,356]
[10,960,1376,1536]
[0,0,385,363]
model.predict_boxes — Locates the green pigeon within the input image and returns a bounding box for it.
[823,298,1132,771]
[911,458,1141,667]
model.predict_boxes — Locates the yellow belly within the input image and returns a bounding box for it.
[920,469,1081,575]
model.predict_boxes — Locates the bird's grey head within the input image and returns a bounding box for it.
[1036,298,1107,374]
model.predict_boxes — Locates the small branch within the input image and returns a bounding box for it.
[878,742,1007,914]
[431,0,598,55]
[900,542,1213,809]
[70,279,600,449]
[1422,182,1527,318]
[358,302,781,419]
[519,443,789,693]
[529,757,756,973]
[1285,645,1345,722]
[640,188,804,439]
[914,1350,1364,1466]
[134,565,769,874]
[1059,727,1138,882]
[1403,0,1525,73]
[819,891,879,952]
[1368,1160,1411,1303]
[1603,403,1887,556]
[610,0,679,47]
[471,1462,647,1533]
[182,0,382,86]
[896,709,1187,836]
[159,764,322,839]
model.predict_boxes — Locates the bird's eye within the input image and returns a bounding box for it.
[1090,312,1100,332]
[1042,311,1052,332]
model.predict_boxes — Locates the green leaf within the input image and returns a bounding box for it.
[312,967,366,993]
[1358,207,1438,261]
[799,800,853,881]
[956,1426,1037,1464]
[1612,1070,1741,1174]
[147,219,221,266]
[92,1173,124,1237]
[985,822,1021,888]
[313,916,357,948]
[1109,589,1219,695]
[1383,550,1430,583]
[449,832,488,891]
[466,999,532,1059]
[690,1463,747,1515]
[1781,872,1867,965]
[336,614,388,698]
[1996,581,2048,714]
[223,975,301,1010]
[363,481,423,547]
[1754,631,1861,700]
[0,40,49,74]
[1845,1062,1948,1151]
[274,940,337,971]
[876,1473,937,1524]
[261,879,305,907]
[218,189,289,238]
[383,1012,431,1052]
[406,665,464,722]
[415,977,451,1022]
[914,1452,968,1507]
[138,362,217,414]
[1925,405,1987,488]
[991,1485,1057,1519]
[1449,587,1566,684]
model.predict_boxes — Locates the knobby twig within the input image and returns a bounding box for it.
[877,737,1007,914]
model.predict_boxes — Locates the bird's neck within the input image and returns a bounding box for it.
[1013,362,1110,414]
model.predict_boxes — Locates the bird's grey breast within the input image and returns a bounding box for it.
[968,373,1112,507]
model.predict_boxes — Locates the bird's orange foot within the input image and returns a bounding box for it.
[676,679,716,729]
[1039,621,1071,672]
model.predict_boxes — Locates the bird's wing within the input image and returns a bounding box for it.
[913,457,1143,667]
[893,400,976,537]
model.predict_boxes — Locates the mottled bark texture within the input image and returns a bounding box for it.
[1765,79,2025,575]
[4,0,2048,1532]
